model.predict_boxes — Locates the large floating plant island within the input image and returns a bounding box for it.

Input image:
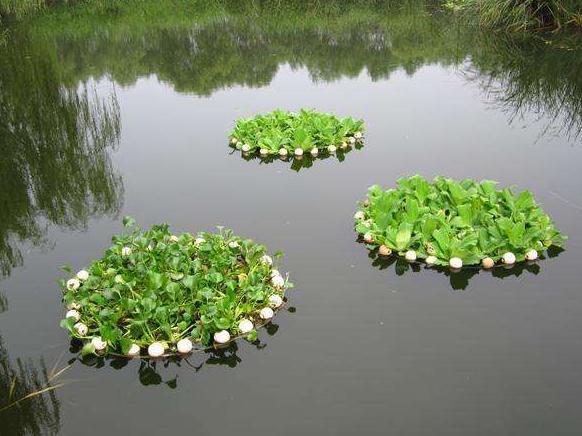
[355,176,566,270]
[229,109,365,159]
[60,218,291,358]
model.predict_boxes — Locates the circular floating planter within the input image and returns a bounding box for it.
[59,218,292,358]
[355,175,566,270]
[229,109,365,169]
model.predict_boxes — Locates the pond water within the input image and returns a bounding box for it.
[1,4,582,435]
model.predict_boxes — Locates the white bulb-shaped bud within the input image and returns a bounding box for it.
[176,338,193,354]
[340,141,348,149]
[348,136,356,145]
[228,241,239,249]
[147,342,165,357]
[114,274,124,284]
[294,148,304,156]
[66,278,80,291]
[91,336,107,351]
[268,294,283,308]
[279,148,288,156]
[354,211,365,220]
[194,237,205,246]
[328,145,337,153]
[310,148,319,156]
[76,270,89,281]
[379,245,392,256]
[230,137,238,145]
[482,257,495,269]
[169,235,179,243]
[405,250,417,261]
[502,252,516,265]
[74,322,88,336]
[259,307,274,320]
[363,232,374,243]
[260,255,273,266]
[241,143,251,152]
[121,246,132,257]
[449,257,463,269]
[426,255,437,265]
[127,344,141,357]
[67,302,81,310]
[260,148,269,156]
[238,319,254,334]
[354,132,363,139]
[271,274,285,288]
[65,309,81,322]
[214,330,231,344]
[270,269,280,278]
[525,249,538,261]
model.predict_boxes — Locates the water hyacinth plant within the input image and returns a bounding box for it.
[229,109,365,158]
[354,175,566,269]
[59,218,292,358]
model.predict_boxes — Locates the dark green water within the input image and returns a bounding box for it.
[1,3,582,435]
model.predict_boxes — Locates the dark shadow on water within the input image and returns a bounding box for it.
[364,242,564,291]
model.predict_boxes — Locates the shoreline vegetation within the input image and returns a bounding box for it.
[0,0,581,32]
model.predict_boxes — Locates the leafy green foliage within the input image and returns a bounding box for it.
[355,175,566,267]
[59,219,291,356]
[229,109,364,155]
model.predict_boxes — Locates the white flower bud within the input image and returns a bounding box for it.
[310,148,319,156]
[91,336,107,351]
[121,246,132,257]
[238,319,254,334]
[502,252,516,265]
[449,257,463,269]
[363,232,374,243]
[279,148,288,157]
[114,274,124,284]
[169,235,179,243]
[270,269,280,278]
[268,294,283,308]
[67,302,81,310]
[328,145,337,153]
[214,330,231,344]
[405,250,417,261]
[194,237,205,247]
[177,338,193,354]
[147,342,165,357]
[425,255,437,265]
[259,307,274,320]
[271,274,285,288]
[65,309,81,322]
[354,211,365,220]
[525,249,538,261]
[294,148,304,156]
[348,136,356,145]
[260,255,273,266]
[127,344,141,357]
[482,257,495,269]
[354,132,363,139]
[76,270,89,281]
[74,322,88,336]
[66,278,80,291]
[230,137,238,145]
[241,143,251,153]
[228,241,239,249]
[260,148,269,156]
[340,141,348,149]
[379,245,392,256]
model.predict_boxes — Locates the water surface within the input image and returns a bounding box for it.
[1,5,582,435]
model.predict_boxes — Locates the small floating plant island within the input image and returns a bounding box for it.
[355,176,566,270]
[60,218,292,358]
[229,109,365,161]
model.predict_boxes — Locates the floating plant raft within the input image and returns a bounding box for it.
[354,176,566,269]
[59,218,291,358]
[229,109,365,158]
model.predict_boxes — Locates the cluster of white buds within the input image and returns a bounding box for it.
[169,235,179,243]
[241,144,251,153]
[279,148,288,157]
[148,342,165,357]
[328,145,337,153]
[268,294,284,308]
[525,249,538,261]
[259,307,274,320]
[502,252,516,265]
[260,255,273,266]
[66,278,80,291]
[76,270,89,281]
[121,246,132,257]
[310,148,319,156]
[91,337,107,351]
[194,237,205,247]
[363,233,374,243]
[214,330,231,344]
[449,257,463,269]
[177,338,193,354]
[238,319,254,334]
[66,310,81,322]
[425,255,437,265]
[405,250,417,261]
[354,211,365,220]
[294,148,304,157]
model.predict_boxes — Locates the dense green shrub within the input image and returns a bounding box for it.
[230,109,364,158]
[354,175,566,268]
[59,218,291,357]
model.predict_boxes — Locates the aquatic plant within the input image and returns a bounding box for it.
[354,175,566,269]
[59,218,291,357]
[229,109,364,158]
